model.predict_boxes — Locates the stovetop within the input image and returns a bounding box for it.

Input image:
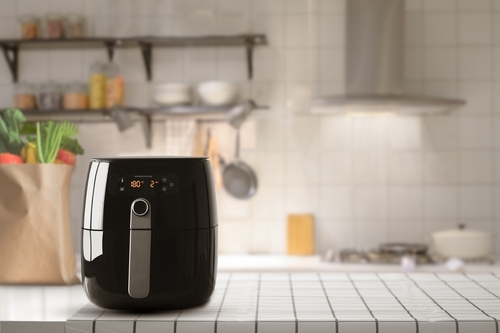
[339,248,434,265]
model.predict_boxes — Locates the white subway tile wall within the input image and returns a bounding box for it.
[0,0,499,256]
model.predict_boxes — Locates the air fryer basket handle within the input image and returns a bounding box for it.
[128,198,151,299]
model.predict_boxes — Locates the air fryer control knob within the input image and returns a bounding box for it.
[132,199,149,216]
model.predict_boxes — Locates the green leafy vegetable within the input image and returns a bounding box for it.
[36,121,79,163]
[19,122,37,136]
[60,137,84,155]
[0,108,25,155]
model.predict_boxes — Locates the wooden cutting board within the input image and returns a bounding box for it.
[287,214,314,255]
[207,135,222,190]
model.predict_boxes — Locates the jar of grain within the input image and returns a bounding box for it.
[18,15,38,39]
[89,62,106,109]
[64,82,89,109]
[14,82,37,109]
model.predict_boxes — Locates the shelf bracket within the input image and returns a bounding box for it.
[245,42,254,80]
[139,42,153,81]
[1,43,19,82]
[104,41,115,61]
[141,114,153,149]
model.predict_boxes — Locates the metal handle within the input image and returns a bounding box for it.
[128,198,151,299]
[235,129,240,161]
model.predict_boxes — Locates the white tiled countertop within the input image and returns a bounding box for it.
[2,255,500,333]
[61,273,500,333]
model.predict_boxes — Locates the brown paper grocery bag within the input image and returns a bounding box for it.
[0,164,79,285]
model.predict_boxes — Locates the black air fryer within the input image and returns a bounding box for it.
[81,157,217,310]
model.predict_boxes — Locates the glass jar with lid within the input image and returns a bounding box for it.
[18,15,38,39]
[104,62,124,109]
[14,82,37,109]
[89,62,106,109]
[38,82,63,110]
[64,14,85,38]
[43,13,64,39]
[64,82,89,110]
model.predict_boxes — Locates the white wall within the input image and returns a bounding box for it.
[0,0,499,256]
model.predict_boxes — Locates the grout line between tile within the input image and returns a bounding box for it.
[465,273,500,332]
[255,273,261,333]
[173,308,183,333]
[405,273,459,333]
[215,273,232,333]
[435,273,498,333]
[376,273,419,333]
[347,273,379,333]
[317,273,338,333]
[92,310,105,333]
[288,273,298,333]
[491,0,496,231]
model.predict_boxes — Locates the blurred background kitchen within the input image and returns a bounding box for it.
[0,0,498,263]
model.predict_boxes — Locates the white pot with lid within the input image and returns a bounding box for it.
[431,224,491,260]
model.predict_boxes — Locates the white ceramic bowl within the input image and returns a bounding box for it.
[197,81,238,106]
[431,227,491,260]
[154,83,192,106]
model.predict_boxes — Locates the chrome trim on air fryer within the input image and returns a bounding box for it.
[83,162,99,230]
[128,198,151,298]
[90,230,103,261]
[82,230,91,261]
[90,162,109,230]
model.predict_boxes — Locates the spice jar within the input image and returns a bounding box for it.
[89,62,106,109]
[44,14,64,39]
[104,62,124,109]
[14,82,37,109]
[64,14,85,38]
[19,15,38,39]
[64,82,89,110]
[38,82,63,110]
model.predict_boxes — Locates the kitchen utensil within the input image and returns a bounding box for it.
[82,157,218,310]
[226,99,256,129]
[154,83,192,106]
[112,107,134,132]
[197,81,238,106]
[206,132,222,189]
[379,243,428,255]
[192,125,205,157]
[379,243,428,272]
[431,224,491,260]
[222,130,257,199]
[287,214,314,255]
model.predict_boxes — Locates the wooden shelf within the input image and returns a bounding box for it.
[17,104,269,148]
[0,34,267,82]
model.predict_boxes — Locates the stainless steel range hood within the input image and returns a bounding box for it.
[313,0,465,114]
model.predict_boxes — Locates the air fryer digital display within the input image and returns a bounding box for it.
[118,174,179,195]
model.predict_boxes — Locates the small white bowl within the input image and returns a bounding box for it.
[197,81,238,106]
[154,83,192,106]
